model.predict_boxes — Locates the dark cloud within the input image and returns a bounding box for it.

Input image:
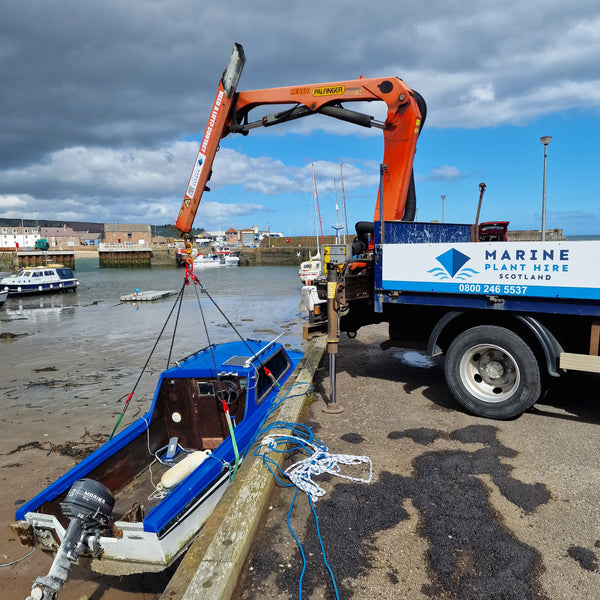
[0,1,598,226]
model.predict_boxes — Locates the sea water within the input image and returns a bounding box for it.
[0,258,307,420]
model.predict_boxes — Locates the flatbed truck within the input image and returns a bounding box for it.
[175,44,600,419]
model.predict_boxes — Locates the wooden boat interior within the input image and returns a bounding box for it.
[36,375,247,527]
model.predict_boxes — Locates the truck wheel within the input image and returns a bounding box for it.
[444,325,541,419]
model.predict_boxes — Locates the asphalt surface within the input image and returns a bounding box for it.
[233,323,600,600]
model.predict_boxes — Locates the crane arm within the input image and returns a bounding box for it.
[176,43,424,233]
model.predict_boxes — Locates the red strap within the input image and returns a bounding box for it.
[184,255,199,286]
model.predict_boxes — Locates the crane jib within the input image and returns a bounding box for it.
[177,82,231,233]
[176,44,246,233]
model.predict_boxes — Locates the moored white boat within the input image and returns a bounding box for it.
[1,265,78,295]
[193,246,240,268]
[193,252,228,267]
[300,283,327,323]
[212,245,240,264]
[298,251,322,285]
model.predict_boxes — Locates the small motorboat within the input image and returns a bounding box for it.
[212,246,240,266]
[0,265,79,295]
[14,337,302,598]
[176,244,240,268]
[300,284,327,323]
[298,251,322,285]
[195,247,240,268]
[194,252,229,267]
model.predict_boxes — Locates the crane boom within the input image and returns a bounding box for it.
[176,43,425,233]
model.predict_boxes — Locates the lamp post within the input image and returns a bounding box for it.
[540,136,552,241]
[441,195,446,223]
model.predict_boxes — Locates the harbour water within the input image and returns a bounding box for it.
[1,258,306,413]
[0,258,309,600]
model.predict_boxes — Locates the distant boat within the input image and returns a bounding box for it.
[210,245,240,266]
[298,251,322,285]
[194,251,239,268]
[298,165,325,285]
[177,245,240,268]
[15,337,302,597]
[0,265,78,295]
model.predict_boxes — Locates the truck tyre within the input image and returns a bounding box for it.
[444,325,541,419]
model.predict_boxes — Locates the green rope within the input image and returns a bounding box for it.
[222,407,239,479]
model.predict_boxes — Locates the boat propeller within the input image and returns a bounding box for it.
[26,479,114,600]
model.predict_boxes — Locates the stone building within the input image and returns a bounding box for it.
[41,226,79,249]
[104,223,152,245]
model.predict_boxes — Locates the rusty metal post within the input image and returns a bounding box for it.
[323,265,344,413]
[475,182,486,240]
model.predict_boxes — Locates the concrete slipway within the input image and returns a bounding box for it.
[162,323,600,600]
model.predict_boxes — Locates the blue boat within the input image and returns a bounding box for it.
[14,337,302,598]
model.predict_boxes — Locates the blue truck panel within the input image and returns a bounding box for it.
[374,221,600,317]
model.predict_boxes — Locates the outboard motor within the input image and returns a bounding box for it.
[27,479,114,600]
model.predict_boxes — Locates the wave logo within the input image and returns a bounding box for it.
[428,248,479,281]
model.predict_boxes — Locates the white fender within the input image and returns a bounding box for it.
[158,450,211,491]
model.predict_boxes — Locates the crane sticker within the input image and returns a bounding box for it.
[312,85,345,97]
[185,89,225,200]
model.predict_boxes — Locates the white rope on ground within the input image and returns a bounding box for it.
[260,434,373,503]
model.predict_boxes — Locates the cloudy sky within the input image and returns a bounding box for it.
[1,0,599,236]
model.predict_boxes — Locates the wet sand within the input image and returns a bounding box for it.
[0,344,172,600]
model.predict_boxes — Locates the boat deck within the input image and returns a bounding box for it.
[111,453,203,522]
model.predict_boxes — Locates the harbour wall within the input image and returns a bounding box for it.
[98,247,177,268]
[0,251,76,270]
[506,228,564,241]
[240,246,310,266]
[241,234,346,266]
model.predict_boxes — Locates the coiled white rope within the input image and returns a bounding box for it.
[260,434,372,503]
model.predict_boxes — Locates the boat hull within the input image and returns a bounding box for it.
[1,265,79,296]
[2,280,79,295]
[25,470,231,574]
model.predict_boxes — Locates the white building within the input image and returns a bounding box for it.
[0,225,40,249]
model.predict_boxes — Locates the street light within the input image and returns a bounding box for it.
[441,195,446,223]
[540,136,552,241]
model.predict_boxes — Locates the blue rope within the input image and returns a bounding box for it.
[310,497,340,599]
[0,546,36,567]
[287,488,307,599]
[249,379,342,598]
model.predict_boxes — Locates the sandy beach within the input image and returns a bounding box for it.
[0,340,173,600]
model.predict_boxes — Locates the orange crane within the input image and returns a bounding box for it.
[176,43,426,234]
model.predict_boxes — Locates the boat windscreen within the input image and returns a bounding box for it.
[256,349,291,404]
[56,268,74,279]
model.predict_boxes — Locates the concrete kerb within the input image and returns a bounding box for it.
[160,335,327,600]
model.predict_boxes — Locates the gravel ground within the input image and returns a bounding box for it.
[234,323,600,600]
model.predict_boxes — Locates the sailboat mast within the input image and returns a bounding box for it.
[340,164,349,244]
[332,177,343,244]
[312,164,325,252]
